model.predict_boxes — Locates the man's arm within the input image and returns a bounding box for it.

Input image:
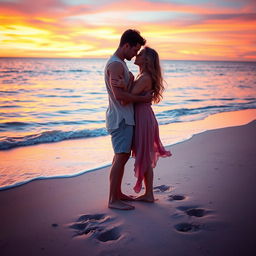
[113,87,152,103]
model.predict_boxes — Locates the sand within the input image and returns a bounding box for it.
[0,120,256,256]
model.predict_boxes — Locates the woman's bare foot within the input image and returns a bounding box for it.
[108,200,135,210]
[135,194,155,203]
[120,193,136,201]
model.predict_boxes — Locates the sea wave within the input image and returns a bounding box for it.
[156,102,256,125]
[0,128,108,150]
[1,103,256,150]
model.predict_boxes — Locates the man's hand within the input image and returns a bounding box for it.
[143,90,153,103]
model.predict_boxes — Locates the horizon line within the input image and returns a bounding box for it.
[0,56,255,63]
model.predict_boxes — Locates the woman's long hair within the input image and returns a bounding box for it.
[144,46,165,103]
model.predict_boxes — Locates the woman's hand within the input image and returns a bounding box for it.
[127,72,135,92]
[111,75,127,90]
[129,72,134,83]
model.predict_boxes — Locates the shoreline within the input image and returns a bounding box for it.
[0,108,256,191]
[0,119,255,255]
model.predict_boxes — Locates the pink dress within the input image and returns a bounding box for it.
[132,101,172,193]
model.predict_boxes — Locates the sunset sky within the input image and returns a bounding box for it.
[0,0,256,60]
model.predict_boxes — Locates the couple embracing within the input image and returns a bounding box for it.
[105,29,171,210]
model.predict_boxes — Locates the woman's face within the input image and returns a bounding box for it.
[124,43,141,61]
[134,49,146,66]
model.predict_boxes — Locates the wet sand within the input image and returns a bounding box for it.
[0,120,256,256]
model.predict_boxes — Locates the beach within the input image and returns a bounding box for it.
[1,119,255,256]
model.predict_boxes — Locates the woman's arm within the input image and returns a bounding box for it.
[120,75,152,105]
[131,75,152,95]
[127,72,134,92]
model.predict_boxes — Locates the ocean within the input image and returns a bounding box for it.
[0,57,256,189]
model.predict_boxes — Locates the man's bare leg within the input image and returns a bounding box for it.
[117,164,135,201]
[108,153,135,210]
[135,167,155,203]
[112,154,135,201]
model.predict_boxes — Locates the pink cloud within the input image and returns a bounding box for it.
[0,0,92,18]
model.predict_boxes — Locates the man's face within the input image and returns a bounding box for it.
[124,43,141,61]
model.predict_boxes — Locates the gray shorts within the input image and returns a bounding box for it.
[108,119,133,154]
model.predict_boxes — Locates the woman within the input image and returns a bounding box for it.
[114,46,171,202]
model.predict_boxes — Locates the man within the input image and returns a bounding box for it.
[105,29,152,210]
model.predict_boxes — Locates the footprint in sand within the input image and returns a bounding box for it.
[177,205,208,218]
[153,185,171,192]
[97,227,121,242]
[175,222,201,233]
[168,194,186,201]
[69,213,121,242]
[186,208,206,217]
[174,206,213,233]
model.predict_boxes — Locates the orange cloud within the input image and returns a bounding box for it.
[0,0,255,61]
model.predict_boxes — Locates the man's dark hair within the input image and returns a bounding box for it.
[119,29,146,47]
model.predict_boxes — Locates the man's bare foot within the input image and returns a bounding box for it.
[108,200,135,210]
[120,193,136,201]
[135,194,155,203]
